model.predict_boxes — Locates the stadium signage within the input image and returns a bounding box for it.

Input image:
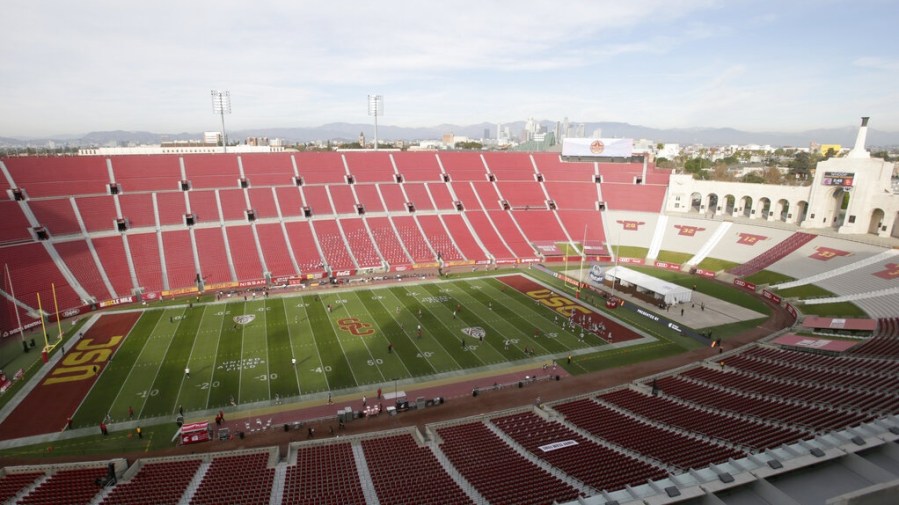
[161,287,197,297]
[538,440,578,452]
[618,257,644,265]
[785,303,798,320]
[762,290,782,304]
[233,315,255,325]
[822,171,854,187]
[693,268,716,278]
[733,278,756,292]
[333,269,355,277]
[338,317,374,336]
[561,137,634,158]
[238,279,266,288]
[461,327,486,338]
[99,295,135,308]
[654,261,681,272]
[636,308,659,322]
[623,304,708,344]
[62,308,81,318]
[43,335,123,385]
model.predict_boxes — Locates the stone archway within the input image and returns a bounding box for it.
[868,208,885,235]
[831,188,849,228]
[776,199,790,222]
[724,194,736,216]
[758,197,772,219]
[794,200,808,225]
[741,196,754,217]
[891,211,899,239]
[690,192,702,213]
[707,193,719,216]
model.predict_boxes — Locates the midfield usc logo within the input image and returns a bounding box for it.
[338,317,375,336]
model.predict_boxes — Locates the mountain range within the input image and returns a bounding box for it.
[2,120,897,148]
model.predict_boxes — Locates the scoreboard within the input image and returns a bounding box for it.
[822,171,854,187]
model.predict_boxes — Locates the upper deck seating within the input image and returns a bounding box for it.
[28,198,81,236]
[327,184,358,215]
[18,466,107,505]
[436,421,581,505]
[301,185,335,216]
[555,399,743,471]
[295,152,348,184]
[0,200,33,244]
[111,155,182,192]
[93,235,135,296]
[544,182,599,210]
[217,189,249,222]
[239,152,296,186]
[496,181,547,208]
[344,151,395,183]
[101,458,202,505]
[376,184,407,213]
[531,153,596,182]
[601,183,667,213]
[464,211,515,261]
[161,230,197,290]
[353,184,385,213]
[425,182,455,210]
[402,183,435,211]
[282,443,365,505]
[186,190,222,224]
[312,220,356,270]
[482,152,536,181]
[362,433,474,505]
[118,193,156,229]
[391,151,443,182]
[366,217,411,265]
[190,451,275,505]
[274,187,304,217]
[55,239,112,301]
[154,192,188,226]
[255,223,297,279]
[441,214,488,262]
[597,162,646,183]
[75,195,118,233]
[491,411,668,492]
[194,227,233,285]
[284,221,326,274]
[183,154,241,189]
[439,152,488,182]
[416,215,463,261]
[127,232,164,292]
[225,226,264,280]
[391,215,435,262]
[1,242,82,309]
[4,156,109,197]
[338,218,382,268]
[247,187,279,219]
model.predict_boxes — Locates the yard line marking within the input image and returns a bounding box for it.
[318,294,364,387]
[203,304,229,408]
[171,304,216,411]
[138,309,187,418]
[381,286,465,372]
[351,289,417,378]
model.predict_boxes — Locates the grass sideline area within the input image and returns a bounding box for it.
[744,270,796,286]
[655,250,693,264]
[696,257,739,272]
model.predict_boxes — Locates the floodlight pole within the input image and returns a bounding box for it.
[368,95,383,150]
[211,90,231,153]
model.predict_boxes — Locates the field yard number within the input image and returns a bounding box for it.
[371,295,383,300]
[421,296,449,303]
[198,381,220,390]
[296,303,310,308]
[311,366,332,373]
[367,359,383,366]
[333,299,347,304]
[137,389,159,398]
[215,311,231,316]
[465,345,478,351]
[545,332,559,339]
[256,306,271,312]
[406,291,420,297]
[256,373,278,381]
[416,352,434,358]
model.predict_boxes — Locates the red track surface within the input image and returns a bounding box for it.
[497,274,640,342]
[0,313,139,440]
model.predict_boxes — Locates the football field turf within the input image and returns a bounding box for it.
[69,274,638,427]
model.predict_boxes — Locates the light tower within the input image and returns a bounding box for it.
[211,90,231,153]
[367,94,383,150]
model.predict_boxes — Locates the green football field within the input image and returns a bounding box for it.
[71,275,621,426]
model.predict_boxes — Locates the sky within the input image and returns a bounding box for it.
[1,0,897,138]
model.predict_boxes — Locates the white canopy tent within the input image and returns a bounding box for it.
[603,266,693,305]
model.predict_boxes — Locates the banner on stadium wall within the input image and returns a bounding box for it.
[618,257,645,265]
[762,289,782,304]
[654,261,682,272]
[204,282,238,291]
[332,269,356,277]
[238,279,266,288]
[694,268,716,278]
[445,260,475,267]
[141,291,161,302]
[99,295,135,308]
[161,286,198,297]
[733,278,756,292]
[562,138,634,158]
[619,302,710,345]
[495,258,518,264]
[413,263,439,270]
[390,265,412,272]
[785,303,798,320]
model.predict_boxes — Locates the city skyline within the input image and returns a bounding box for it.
[1,0,897,138]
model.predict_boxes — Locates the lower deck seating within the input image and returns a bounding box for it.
[191,452,274,505]
[282,443,365,505]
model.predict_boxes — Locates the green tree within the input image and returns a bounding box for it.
[741,171,766,183]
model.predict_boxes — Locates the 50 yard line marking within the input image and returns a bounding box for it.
[203,303,229,409]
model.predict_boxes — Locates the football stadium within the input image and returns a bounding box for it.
[0,121,897,505]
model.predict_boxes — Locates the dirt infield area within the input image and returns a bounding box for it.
[3,290,792,466]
